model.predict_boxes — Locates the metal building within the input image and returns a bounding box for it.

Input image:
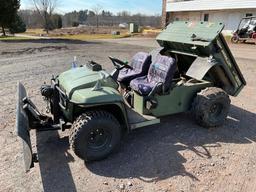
[162,0,256,33]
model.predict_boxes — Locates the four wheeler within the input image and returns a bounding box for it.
[17,21,246,172]
[231,16,256,44]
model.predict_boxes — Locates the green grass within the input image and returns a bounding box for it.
[21,28,45,36]
[224,34,232,43]
[0,36,30,41]
[50,33,132,40]
[0,33,132,42]
[22,28,132,40]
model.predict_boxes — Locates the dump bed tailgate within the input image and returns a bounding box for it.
[157,21,224,47]
[157,21,246,96]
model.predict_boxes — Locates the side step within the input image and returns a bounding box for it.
[126,106,160,130]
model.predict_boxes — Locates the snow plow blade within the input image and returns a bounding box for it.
[16,82,33,172]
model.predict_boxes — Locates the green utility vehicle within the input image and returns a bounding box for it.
[17,21,246,171]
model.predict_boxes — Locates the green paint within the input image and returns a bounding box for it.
[133,80,212,117]
[157,21,224,56]
[150,81,212,117]
[71,87,123,104]
[55,21,245,130]
[130,118,160,130]
[58,66,119,100]
[157,21,246,96]
[133,92,147,115]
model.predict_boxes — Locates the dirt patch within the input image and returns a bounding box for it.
[1,45,69,55]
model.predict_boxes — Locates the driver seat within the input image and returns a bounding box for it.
[130,55,176,96]
[118,52,151,86]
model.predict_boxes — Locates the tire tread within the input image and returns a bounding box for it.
[69,110,120,161]
[192,87,231,127]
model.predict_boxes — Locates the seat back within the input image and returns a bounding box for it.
[149,47,165,64]
[130,52,151,73]
[147,55,176,91]
[118,52,151,84]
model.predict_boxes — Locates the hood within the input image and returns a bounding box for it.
[58,66,118,99]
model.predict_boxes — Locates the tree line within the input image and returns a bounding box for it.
[19,9,161,29]
[19,9,62,30]
[1,0,161,36]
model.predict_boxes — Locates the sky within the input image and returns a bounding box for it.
[20,0,162,15]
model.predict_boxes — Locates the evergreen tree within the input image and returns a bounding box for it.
[0,0,20,36]
[51,14,62,29]
[9,14,26,34]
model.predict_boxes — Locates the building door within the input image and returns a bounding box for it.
[201,12,210,22]
[227,12,241,31]
[203,13,209,21]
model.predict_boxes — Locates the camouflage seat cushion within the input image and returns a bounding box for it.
[130,55,176,96]
[118,52,151,85]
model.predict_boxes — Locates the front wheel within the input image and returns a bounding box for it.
[69,110,122,162]
[192,87,231,128]
[231,36,239,44]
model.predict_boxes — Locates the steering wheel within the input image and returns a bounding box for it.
[109,56,133,70]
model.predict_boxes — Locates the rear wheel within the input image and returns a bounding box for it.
[69,110,121,162]
[192,87,231,128]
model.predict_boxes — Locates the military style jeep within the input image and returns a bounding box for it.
[17,21,246,171]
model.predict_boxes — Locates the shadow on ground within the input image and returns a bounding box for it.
[35,104,256,191]
[0,38,101,45]
[36,132,76,192]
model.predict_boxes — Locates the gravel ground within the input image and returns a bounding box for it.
[0,38,255,192]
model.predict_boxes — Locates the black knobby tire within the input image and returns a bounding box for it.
[192,87,231,128]
[69,110,121,162]
[231,36,239,44]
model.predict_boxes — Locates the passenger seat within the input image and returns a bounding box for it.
[130,55,177,96]
[118,52,151,86]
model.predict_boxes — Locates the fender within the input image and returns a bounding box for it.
[186,57,218,80]
[69,86,129,130]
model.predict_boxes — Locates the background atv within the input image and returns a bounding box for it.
[231,16,256,44]
[16,21,246,172]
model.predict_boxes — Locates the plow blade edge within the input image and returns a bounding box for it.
[16,82,33,172]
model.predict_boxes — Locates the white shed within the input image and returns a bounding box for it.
[164,0,256,33]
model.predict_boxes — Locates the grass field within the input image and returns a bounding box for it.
[23,28,45,35]
[0,36,29,41]
[2,27,233,42]
[53,33,132,40]
[19,28,132,40]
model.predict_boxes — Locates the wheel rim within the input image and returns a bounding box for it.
[209,103,223,120]
[232,36,239,43]
[88,128,111,150]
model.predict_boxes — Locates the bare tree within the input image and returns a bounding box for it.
[92,4,102,28]
[32,0,58,33]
